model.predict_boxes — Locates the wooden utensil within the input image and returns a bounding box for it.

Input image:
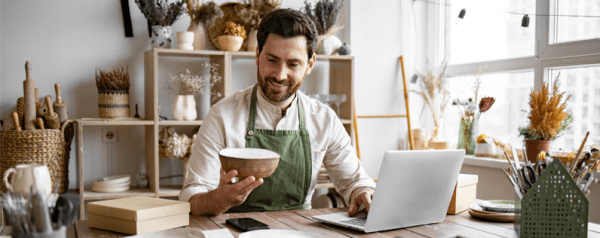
[12,112,21,131]
[53,83,68,123]
[35,88,41,113]
[44,96,60,129]
[38,98,50,117]
[23,61,37,130]
[16,97,25,125]
[571,131,589,174]
[37,118,45,129]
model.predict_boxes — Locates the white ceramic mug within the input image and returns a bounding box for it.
[3,164,52,195]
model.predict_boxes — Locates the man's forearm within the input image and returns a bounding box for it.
[190,189,230,216]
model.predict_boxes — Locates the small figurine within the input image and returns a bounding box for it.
[338,43,351,55]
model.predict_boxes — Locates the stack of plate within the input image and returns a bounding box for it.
[467,199,515,222]
[92,175,131,193]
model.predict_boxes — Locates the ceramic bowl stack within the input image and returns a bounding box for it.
[467,199,515,222]
[92,175,131,193]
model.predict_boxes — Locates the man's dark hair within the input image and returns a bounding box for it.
[257,8,318,61]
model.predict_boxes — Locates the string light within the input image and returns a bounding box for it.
[455,8,466,25]
[521,14,530,35]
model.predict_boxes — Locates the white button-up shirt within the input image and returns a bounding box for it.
[179,86,376,207]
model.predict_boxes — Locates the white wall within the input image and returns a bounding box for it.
[0,0,351,190]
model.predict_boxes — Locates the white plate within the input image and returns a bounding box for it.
[476,199,515,213]
[91,185,130,193]
[94,175,131,185]
[92,180,130,188]
[239,229,321,238]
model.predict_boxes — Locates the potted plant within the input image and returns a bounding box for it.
[96,67,130,118]
[302,0,344,55]
[217,21,246,51]
[185,0,223,50]
[519,75,573,162]
[167,63,222,121]
[135,0,186,48]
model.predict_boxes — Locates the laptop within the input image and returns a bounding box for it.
[313,149,465,233]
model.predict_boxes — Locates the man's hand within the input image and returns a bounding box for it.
[190,168,263,215]
[348,190,373,216]
[214,168,264,207]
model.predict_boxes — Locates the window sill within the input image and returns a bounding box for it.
[464,155,600,175]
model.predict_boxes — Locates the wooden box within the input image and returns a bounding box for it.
[87,196,190,235]
[447,174,478,214]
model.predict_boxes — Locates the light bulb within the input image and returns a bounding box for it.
[455,8,466,25]
[520,14,530,35]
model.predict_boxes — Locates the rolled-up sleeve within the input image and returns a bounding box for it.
[323,115,376,206]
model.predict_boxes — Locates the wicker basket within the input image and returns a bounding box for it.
[0,119,74,193]
[207,2,252,51]
[98,90,130,118]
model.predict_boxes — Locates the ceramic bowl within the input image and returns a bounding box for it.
[93,175,131,186]
[91,184,130,193]
[219,148,280,179]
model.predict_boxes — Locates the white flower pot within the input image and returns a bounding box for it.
[151,25,172,49]
[173,95,197,121]
[247,30,258,52]
[317,35,343,55]
[176,31,194,50]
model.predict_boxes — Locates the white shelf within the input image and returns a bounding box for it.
[77,119,154,126]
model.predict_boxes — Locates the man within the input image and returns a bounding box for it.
[180,9,375,216]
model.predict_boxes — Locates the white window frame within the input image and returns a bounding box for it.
[435,0,600,90]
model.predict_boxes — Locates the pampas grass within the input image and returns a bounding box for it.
[526,75,571,140]
[187,0,223,26]
[302,0,344,35]
[411,62,450,134]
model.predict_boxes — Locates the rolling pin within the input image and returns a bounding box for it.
[23,61,37,130]
[16,97,25,125]
[38,96,50,117]
[12,112,22,131]
[44,96,60,129]
[37,117,45,129]
[53,83,68,123]
[35,88,42,113]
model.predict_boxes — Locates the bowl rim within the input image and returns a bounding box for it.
[219,148,280,160]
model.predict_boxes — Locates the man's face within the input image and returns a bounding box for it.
[256,34,315,103]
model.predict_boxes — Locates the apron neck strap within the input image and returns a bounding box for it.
[247,84,307,138]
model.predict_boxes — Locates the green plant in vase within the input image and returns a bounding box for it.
[453,96,495,154]
[519,74,573,162]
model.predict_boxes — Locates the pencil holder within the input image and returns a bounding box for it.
[514,159,589,237]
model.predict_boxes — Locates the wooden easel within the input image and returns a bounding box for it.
[353,56,414,159]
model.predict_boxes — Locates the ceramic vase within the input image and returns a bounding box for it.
[151,25,172,49]
[247,30,258,52]
[412,128,432,150]
[317,35,343,55]
[173,95,197,121]
[524,139,551,163]
[457,119,478,154]
[176,31,194,50]
[218,35,244,51]
[198,83,211,120]
[187,21,206,50]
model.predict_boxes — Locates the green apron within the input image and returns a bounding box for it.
[228,84,312,212]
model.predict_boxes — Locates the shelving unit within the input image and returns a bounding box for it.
[76,48,354,218]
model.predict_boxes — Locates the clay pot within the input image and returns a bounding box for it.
[525,139,551,163]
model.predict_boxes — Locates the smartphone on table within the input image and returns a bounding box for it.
[226,217,270,232]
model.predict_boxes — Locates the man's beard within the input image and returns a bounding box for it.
[257,71,303,103]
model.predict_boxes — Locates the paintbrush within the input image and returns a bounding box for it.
[571,131,590,174]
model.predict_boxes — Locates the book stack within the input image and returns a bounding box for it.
[87,196,190,235]
[317,166,331,184]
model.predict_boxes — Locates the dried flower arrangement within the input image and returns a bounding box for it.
[410,62,450,140]
[135,0,186,26]
[302,0,344,35]
[186,0,223,27]
[519,74,573,141]
[159,127,195,159]
[237,0,281,30]
[452,77,496,121]
[95,66,130,91]
[167,62,223,97]
[219,21,247,38]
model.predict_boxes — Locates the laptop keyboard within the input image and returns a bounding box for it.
[340,217,367,227]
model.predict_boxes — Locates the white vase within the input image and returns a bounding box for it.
[173,95,197,121]
[151,25,172,48]
[317,35,343,55]
[187,21,206,50]
[247,30,258,52]
[176,31,194,50]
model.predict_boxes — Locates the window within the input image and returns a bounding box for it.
[431,0,600,149]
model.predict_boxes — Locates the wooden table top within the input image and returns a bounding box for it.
[73,208,600,238]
